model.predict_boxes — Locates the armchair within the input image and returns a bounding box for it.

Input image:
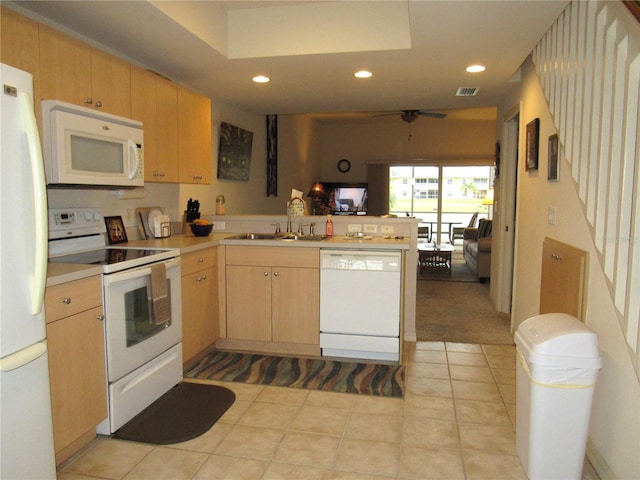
[463,219,492,281]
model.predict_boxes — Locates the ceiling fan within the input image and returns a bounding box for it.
[374,109,447,123]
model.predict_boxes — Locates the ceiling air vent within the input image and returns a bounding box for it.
[456,87,479,97]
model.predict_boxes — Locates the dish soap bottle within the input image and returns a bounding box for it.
[325,215,333,236]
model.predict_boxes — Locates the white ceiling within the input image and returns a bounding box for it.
[10,0,569,121]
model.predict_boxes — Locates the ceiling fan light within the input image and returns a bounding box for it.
[354,70,373,79]
[252,75,270,83]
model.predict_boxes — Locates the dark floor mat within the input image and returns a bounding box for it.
[112,382,235,445]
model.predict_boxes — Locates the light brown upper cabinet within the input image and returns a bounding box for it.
[178,86,212,184]
[1,7,41,123]
[131,67,178,183]
[39,24,131,118]
[1,7,40,81]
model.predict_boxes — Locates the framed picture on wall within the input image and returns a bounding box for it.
[548,134,559,181]
[526,118,539,171]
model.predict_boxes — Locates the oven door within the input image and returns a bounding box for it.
[102,257,181,382]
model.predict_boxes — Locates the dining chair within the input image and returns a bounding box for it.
[418,226,430,243]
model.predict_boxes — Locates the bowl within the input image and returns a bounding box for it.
[190,223,213,237]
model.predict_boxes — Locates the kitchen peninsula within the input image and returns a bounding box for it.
[128,214,417,362]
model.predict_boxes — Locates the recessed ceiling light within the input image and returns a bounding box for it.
[252,75,270,83]
[466,65,486,73]
[354,70,373,79]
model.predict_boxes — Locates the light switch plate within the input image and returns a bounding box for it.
[381,225,394,234]
[348,224,362,232]
[364,224,378,233]
[548,206,557,225]
[212,221,226,230]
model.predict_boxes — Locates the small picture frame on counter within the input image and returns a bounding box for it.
[105,216,128,244]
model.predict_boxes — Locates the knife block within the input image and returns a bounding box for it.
[182,210,201,235]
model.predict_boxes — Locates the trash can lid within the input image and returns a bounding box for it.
[515,313,602,369]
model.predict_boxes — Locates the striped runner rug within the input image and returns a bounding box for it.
[185,351,405,398]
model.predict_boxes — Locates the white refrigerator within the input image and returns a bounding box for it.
[0,64,57,478]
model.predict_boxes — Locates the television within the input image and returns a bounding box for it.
[319,182,368,215]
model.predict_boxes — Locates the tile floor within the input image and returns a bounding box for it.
[58,342,600,479]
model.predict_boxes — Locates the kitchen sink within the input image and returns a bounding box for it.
[226,233,328,241]
[227,233,280,240]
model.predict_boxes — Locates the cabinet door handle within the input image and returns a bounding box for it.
[97,314,105,321]
[62,297,71,304]
[197,257,204,263]
[193,175,203,180]
[263,271,269,277]
[197,275,207,282]
[273,271,279,277]
[85,98,93,105]
[94,101,102,108]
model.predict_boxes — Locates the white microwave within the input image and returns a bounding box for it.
[41,100,144,187]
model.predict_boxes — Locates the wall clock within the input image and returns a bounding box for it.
[337,159,351,173]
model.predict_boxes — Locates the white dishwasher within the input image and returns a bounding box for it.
[320,249,402,362]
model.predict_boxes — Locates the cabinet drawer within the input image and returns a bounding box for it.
[181,248,217,276]
[45,276,102,323]
[226,246,319,268]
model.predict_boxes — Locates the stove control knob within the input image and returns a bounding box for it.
[93,212,101,222]
[84,211,93,222]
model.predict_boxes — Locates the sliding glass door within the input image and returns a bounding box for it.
[390,165,493,244]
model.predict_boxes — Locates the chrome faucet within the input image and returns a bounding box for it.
[286,197,306,232]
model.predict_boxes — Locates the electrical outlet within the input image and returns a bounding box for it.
[212,221,226,230]
[123,208,134,225]
[348,224,362,233]
[381,225,394,234]
[364,224,378,233]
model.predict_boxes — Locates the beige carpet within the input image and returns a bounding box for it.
[415,280,514,345]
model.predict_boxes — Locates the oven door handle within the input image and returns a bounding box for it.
[102,258,181,286]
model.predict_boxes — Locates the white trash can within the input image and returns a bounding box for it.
[515,313,602,480]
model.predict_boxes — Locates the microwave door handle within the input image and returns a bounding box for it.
[127,139,139,179]
[20,91,48,315]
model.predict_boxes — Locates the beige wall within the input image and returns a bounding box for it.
[317,116,497,184]
[499,57,639,479]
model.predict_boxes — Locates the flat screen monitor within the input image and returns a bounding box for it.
[320,182,368,215]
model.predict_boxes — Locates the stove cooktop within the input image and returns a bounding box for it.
[49,248,171,265]
[48,247,179,273]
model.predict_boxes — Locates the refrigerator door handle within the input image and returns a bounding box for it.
[0,342,47,372]
[19,91,48,315]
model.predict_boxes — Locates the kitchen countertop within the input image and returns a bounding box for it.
[47,233,411,285]
[127,233,411,250]
[47,263,104,286]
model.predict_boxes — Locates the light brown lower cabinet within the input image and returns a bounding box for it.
[181,248,219,365]
[45,275,107,465]
[223,246,320,355]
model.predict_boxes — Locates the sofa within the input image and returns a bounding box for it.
[463,219,492,281]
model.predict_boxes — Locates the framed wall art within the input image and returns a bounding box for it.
[266,114,278,196]
[548,134,559,181]
[526,118,540,171]
[104,216,128,244]
[217,122,254,181]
